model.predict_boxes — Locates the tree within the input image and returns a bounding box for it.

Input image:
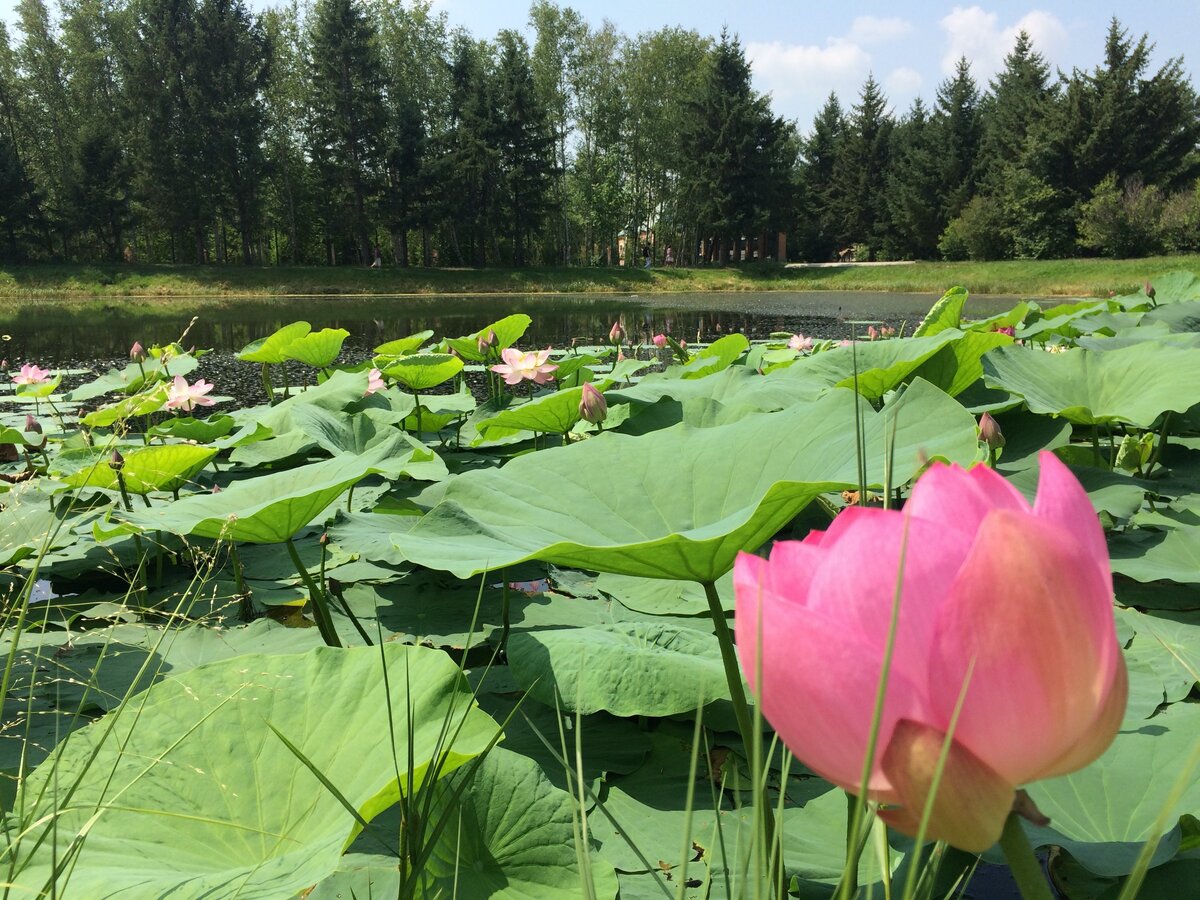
[975,30,1054,191]
[885,98,941,258]
[494,29,556,266]
[305,0,386,264]
[933,56,981,221]
[830,74,893,257]
[796,92,844,261]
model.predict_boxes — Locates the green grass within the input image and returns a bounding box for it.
[0,254,1197,305]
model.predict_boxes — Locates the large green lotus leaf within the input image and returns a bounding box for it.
[983,343,1200,427]
[109,448,393,543]
[236,320,312,363]
[474,383,602,439]
[910,330,1013,397]
[382,352,463,391]
[66,354,200,402]
[1147,270,1200,303]
[81,385,168,427]
[317,748,618,899]
[1117,608,1200,702]
[782,331,960,400]
[1006,462,1145,521]
[508,622,729,716]
[0,486,68,565]
[149,414,235,442]
[7,644,499,898]
[392,379,977,581]
[374,329,434,356]
[914,285,968,336]
[282,326,349,368]
[679,333,750,379]
[1023,701,1200,876]
[444,314,532,361]
[596,570,733,616]
[62,444,216,494]
[1110,527,1200,584]
[1017,300,1109,341]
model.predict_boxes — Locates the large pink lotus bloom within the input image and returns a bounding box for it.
[652,333,668,348]
[165,375,216,412]
[788,333,813,352]
[364,367,385,396]
[12,363,52,386]
[490,347,558,385]
[734,452,1126,853]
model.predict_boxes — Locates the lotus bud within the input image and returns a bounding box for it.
[652,333,667,348]
[679,340,687,351]
[23,414,44,449]
[579,382,607,424]
[978,413,1005,450]
[608,321,624,343]
[996,326,1015,337]
[867,325,880,341]
[319,532,330,546]
[1145,281,1155,300]
[130,341,146,362]
[211,484,222,493]
[1,359,7,370]
[108,448,125,471]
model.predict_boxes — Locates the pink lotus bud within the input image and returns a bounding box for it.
[23,414,44,449]
[108,449,125,471]
[679,340,687,351]
[578,382,607,424]
[476,329,498,355]
[867,325,880,341]
[211,484,222,493]
[1144,281,1155,300]
[130,341,146,362]
[733,452,1125,853]
[652,333,667,348]
[616,349,625,362]
[996,326,1015,337]
[880,326,896,338]
[364,367,385,396]
[978,412,1005,449]
[609,321,624,343]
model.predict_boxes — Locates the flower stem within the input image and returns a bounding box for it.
[285,537,341,648]
[998,812,1054,900]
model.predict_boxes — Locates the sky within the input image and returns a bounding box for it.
[2,0,1197,129]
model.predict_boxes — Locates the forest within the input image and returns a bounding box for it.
[0,0,1197,269]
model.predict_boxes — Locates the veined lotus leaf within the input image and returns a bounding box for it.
[374,329,434,356]
[62,444,217,494]
[1143,300,1200,333]
[0,485,69,565]
[910,329,1013,397]
[316,748,618,900]
[679,333,750,379]
[391,378,977,581]
[236,320,312,363]
[282,327,350,368]
[982,342,1200,427]
[1145,270,1200,304]
[149,414,235,443]
[1017,299,1112,341]
[107,445,398,543]
[474,382,610,440]
[1117,608,1200,703]
[508,622,729,717]
[11,371,63,399]
[444,313,533,361]
[81,385,168,427]
[963,300,1038,334]
[66,354,200,402]
[382,353,463,391]
[0,424,28,445]
[1022,701,1200,876]
[914,285,968,336]
[778,331,960,400]
[6,644,499,899]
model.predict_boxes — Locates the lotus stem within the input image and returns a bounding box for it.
[998,813,1054,900]
[285,537,341,647]
[229,541,253,622]
[260,363,274,404]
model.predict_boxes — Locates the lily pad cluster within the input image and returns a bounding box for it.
[2,278,1199,898]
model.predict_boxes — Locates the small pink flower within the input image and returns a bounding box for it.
[165,375,216,412]
[978,413,1005,449]
[788,333,813,352]
[867,325,880,341]
[995,326,1016,337]
[364,367,385,396]
[130,341,146,362]
[652,333,668,348]
[608,321,624,343]
[12,363,52,386]
[880,326,896,338]
[490,347,558,385]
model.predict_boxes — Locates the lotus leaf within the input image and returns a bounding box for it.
[281,326,350,368]
[913,285,968,336]
[374,329,434,355]
[382,352,463,390]
[236,320,312,363]
[62,444,216,494]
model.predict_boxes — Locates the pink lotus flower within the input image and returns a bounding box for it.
[652,333,668,348]
[734,452,1126,852]
[364,367,385,396]
[12,363,52,386]
[578,382,607,424]
[995,326,1016,337]
[978,412,1004,449]
[788,333,813,352]
[867,325,880,341]
[490,347,558,385]
[608,321,624,343]
[130,341,146,362]
[165,375,216,412]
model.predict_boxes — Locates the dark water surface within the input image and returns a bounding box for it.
[0,291,1036,367]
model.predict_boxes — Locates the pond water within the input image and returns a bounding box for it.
[0,290,1037,367]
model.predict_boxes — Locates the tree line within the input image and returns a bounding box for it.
[0,0,1196,267]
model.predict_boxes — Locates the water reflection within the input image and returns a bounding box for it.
[0,291,1032,365]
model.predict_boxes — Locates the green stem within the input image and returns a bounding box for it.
[260,363,275,404]
[285,537,341,648]
[229,541,253,622]
[998,813,1054,900]
[843,792,859,900]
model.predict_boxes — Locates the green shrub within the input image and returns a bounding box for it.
[939,195,1010,261]
[1079,173,1164,258]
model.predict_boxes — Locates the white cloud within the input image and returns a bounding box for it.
[939,6,1068,80]
[747,38,871,121]
[848,16,915,46]
[885,66,924,100]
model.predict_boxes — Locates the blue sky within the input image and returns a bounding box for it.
[2,1,1197,127]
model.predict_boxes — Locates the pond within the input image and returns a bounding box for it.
[0,290,1038,367]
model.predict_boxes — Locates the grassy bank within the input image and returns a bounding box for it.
[1,254,1197,304]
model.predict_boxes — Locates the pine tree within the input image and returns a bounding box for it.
[797,92,844,260]
[885,98,941,258]
[830,74,893,257]
[305,0,386,265]
[933,56,981,221]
